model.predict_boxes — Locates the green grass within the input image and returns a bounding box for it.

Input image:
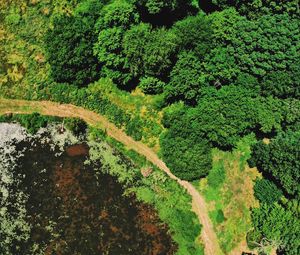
[195,134,260,254]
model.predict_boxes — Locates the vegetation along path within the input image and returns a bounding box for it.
[0,98,223,255]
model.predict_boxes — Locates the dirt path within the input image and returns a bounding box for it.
[0,98,224,255]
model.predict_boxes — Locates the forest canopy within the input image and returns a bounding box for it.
[1,0,300,254]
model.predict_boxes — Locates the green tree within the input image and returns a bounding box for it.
[231,14,299,80]
[204,13,299,95]
[280,98,300,132]
[249,131,300,196]
[208,8,243,44]
[160,132,212,180]
[172,13,212,56]
[93,0,139,86]
[253,178,283,204]
[95,0,139,29]
[74,0,108,21]
[234,73,260,93]
[250,203,300,255]
[165,51,207,104]
[94,27,129,81]
[162,86,285,149]
[123,23,152,78]
[203,46,239,86]
[124,25,178,80]
[211,0,300,18]
[142,28,178,79]
[44,14,101,86]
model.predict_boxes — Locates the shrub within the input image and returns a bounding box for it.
[139,76,165,94]
[1,113,58,134]
[216,209,225,224]
[207,163,226,189]
[125,116,143,141]
[5,13,21,25]
[65,118,88,136]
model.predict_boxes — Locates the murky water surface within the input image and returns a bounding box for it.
[1,128,176,255]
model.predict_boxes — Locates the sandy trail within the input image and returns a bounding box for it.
[0,98,234,255]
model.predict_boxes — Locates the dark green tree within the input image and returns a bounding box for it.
[160,103,212,180]
[65,118,88,136]
[253,178,283,204]
[160,132,212,180]
[172,13,212,56]
[93,0,140,86]
[133,0,195,26]
[249,203,300,255]
[165,51,207,104]
[261,64,300,99]
[211,0,300,18]
[249,131,300,197]
[231,14,299,81]
[44,14,101,86]
[138,76,165,94]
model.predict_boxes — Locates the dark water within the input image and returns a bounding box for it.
[8,139,176,255]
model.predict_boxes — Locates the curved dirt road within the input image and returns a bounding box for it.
[0,98,223,255]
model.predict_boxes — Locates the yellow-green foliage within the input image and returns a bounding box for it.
[196,135,260,253]
[0,0,79,97]
[87,79,163,149]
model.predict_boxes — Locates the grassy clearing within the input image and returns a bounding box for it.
[194,134,260,254]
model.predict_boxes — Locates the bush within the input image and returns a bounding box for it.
[125,116,143,141]
[5,13,21,25]
[0,113,58,134]
[207,163,225,189]
[139,76,165,94]
[65,118,88,136]
[216,209,225,224]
